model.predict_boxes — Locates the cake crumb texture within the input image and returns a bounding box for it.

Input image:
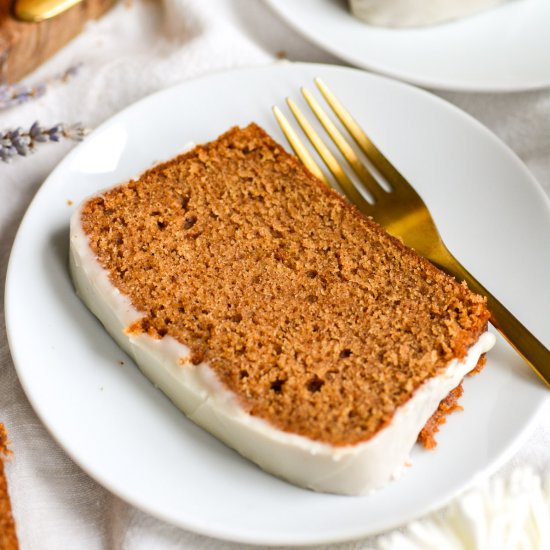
[417,353,487,449]
[418,384,464,450]
[0,425,18,550]
[80,124,490,446]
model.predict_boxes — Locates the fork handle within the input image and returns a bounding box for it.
[430,244,550,388]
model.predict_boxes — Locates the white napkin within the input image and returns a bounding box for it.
[0,1,549,549]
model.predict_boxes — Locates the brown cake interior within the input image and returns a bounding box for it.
[0,425,18,550]
[79,124,490,447]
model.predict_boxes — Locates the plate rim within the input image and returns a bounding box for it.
[5,62,550,545]
[263,0,550,93]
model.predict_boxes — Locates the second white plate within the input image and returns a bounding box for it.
[6,63,550,545]
[265,0,550,92]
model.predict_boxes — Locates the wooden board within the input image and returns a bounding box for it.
[0,0,116,83]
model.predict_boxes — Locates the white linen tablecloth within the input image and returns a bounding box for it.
[0,1,549,548]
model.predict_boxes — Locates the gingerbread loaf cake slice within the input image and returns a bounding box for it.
[0,425,18,550]
[70,124,494,495]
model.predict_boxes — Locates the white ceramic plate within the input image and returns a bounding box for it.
[265,0,550,92]
[6,63,550,546]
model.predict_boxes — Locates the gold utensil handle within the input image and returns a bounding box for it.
[14,0,85,22]
[432,244,550,388]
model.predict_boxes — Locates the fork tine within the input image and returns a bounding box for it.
[272,106,328,184]
[285,97,373,217]
[315,78,414,196]
[301,87,385,202]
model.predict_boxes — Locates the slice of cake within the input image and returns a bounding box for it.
[0,425,18,550]
[349,0,507,27]
[70,124,494,495]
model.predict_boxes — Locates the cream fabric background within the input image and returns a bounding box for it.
[0,1,549,548]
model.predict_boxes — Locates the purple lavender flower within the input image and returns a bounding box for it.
[0,122,89,162]
[0,64,82,111]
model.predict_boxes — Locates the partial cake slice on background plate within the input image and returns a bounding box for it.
[0,425,18,549]
[70,124,494,495]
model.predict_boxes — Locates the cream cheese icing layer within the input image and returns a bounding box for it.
[349,0,507,27]
[70,202,495,495]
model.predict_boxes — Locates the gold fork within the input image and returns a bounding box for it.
[273,78,550,388]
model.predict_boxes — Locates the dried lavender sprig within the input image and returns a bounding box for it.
[0,64,82,111]
[1,121,90,162]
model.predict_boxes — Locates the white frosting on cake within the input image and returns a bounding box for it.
[349,0,507,27]
[70,202,495,495]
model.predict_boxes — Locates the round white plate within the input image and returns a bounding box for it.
[6,63,550,546]
[265,0,550,92]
